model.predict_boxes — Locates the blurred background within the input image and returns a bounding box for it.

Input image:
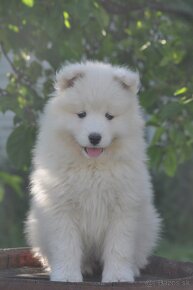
[0,0,193,261]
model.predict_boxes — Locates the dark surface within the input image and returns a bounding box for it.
[0,248,193,289]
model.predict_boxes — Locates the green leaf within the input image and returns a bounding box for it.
[0,172,23,197]
[64,20,71,29]
[63,11,71,29]
[151,127,164,145]
[22,0,34,7]
[8,24,19,33]
[137,21,143,29]
[0,184,5,203]
[163,149,177,177]
[179,96,193,105]
[174,87,188,96]
[148,145,163,169]
[6,125,36,169]
[93,5,109,28]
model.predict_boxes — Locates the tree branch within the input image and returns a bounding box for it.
[0,42,39,97]
[0,42,21,78]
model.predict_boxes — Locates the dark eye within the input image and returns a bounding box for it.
[77,111,86,118]
[105,113,114,120]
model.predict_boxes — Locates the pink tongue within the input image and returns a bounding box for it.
[86,147,103,157]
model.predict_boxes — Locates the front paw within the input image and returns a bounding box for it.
[102,266,134,283]
[50,270,83,282]
[132,265,140,277]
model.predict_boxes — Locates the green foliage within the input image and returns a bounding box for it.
[6,125,36,169]
[154,159,193,243]
[0,0,193,177]
[156,240,193,262]
[0,172,26,247]
[0,172,23,201]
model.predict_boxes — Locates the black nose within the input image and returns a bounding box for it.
[89,133,102,145]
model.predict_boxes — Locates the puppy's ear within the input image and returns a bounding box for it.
[55,64,84,91]
[114,68,140,95]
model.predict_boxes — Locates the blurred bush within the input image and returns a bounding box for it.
[0,0,193,256]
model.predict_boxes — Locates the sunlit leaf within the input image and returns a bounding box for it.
[64,20,71,29]
[179,96,193,105]
[8,24,19,33]
[140,41,151,51]
[159,39,167,45]
[174,87,188,96]
[63,11,71,29]
[63,11,69,19]
[137,21,142,29]
[22,0,34,8]
[17,96,27,109]
[94,1,99,8]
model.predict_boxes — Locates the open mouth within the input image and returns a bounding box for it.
[84,147,104,158]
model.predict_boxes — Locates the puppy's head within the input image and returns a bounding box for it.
[49,61,142,160]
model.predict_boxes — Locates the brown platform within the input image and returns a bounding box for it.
[0,248,193,289]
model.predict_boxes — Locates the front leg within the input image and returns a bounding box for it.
[45,214,83,282]
[102,213,137,283]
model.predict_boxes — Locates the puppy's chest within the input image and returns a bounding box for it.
[72,170,120,237]
[74,169,119,207]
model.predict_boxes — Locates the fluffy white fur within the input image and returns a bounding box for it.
[25,61,160,283]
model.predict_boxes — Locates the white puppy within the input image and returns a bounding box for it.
[25,61,160,283]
